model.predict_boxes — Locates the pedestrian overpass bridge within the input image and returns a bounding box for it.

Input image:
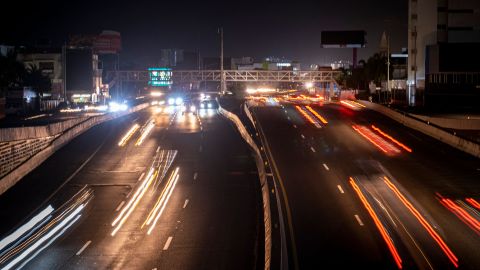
[109,70,340,83]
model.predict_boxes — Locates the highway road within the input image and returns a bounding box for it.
[251,101,480,270]
[0,103,262,269]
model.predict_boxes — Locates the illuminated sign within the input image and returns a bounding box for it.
[148,67,172,86]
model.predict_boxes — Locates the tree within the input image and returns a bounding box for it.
[24,64,51,94]
[23,64,52,111]
[0,52,25,97]
[365,53,387,85]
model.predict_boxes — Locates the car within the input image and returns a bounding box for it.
[199,100,215,109]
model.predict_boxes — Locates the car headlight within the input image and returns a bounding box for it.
[168,98,175,105]
[175,97,183,106]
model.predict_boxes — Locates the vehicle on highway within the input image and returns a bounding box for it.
[199,100,216,109]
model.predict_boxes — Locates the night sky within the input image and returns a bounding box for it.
[1,0,407,68]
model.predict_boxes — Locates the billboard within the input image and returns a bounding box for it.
[321,31,366,48]
[94,30,121,54]
[148,68,172,86]
[66,48,93,92]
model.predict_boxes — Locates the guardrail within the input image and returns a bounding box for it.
[357,101,480,158]
[217,104,272,270]
[0,103,148,195]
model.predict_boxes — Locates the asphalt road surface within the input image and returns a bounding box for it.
[0,104,262,270]
[252,101,480,270]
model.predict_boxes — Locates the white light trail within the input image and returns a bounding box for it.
[0,206,54,251]
[135,120,155,146]
[1,205,84,270]
[118,124,140,146]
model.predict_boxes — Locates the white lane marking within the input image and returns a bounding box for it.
[183,199,189,209]
[337,185,344,194]
[287,116,291,120]
[156,146,160,153]
[301,134,305,139]
[310,147,316,153]
[323,163,330,171]
[76,240,92,256]
[132,117,139,123]
[163,236,173,250]
[138,172,145,182]
[116,201,125,212]
[293,124,297,128]
[193,172,198,180]
[354,215,364,226]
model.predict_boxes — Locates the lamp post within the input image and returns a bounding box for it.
[387,33,391,104]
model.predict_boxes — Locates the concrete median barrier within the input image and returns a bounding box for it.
[218,104,272,270]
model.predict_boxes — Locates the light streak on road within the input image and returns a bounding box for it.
[0,187,92,269]
[135,120,155,146]
[295,106,322,128]
[118,124,140,146]
[0,206,54,251]
[350,100,366,108]
[466,198,480,210]
[352,125,401,154]
[143,168,178,227]
[371,125,412,153]
[340,100,357,108]
[144,168,180,235]
[438,195,480,235]
[305,106,328,124]
[349,177,403,269]
[384,177,458,268]
[111,168,158,236]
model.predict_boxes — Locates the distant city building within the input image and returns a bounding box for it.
[232,57,254,69]
[160,49,200,70]
[65,47,104,103]
[263,57,300,71]
[16,47,64,99]
[0,45,14,57]
[202,57,232,70]
[408,0,480,107]
[330,60,352,70]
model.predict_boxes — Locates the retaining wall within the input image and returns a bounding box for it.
[0,103,148,195]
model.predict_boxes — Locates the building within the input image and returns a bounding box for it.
[330,60,352,70]
[159,49,200,70]
[408,0,480,107]
[65,47,104,103]
[264,57,301,71]
[17,47,64,99]
[0,45,14,57]
[202,57,232,70]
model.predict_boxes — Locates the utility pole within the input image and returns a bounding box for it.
[220,27,226,94]
[387,33,390,104]
[62,43,67,104]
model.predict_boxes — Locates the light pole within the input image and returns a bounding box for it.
[387,33,391,104]
[219,27,226,94]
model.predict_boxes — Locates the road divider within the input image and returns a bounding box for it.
[219,103,273,270]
